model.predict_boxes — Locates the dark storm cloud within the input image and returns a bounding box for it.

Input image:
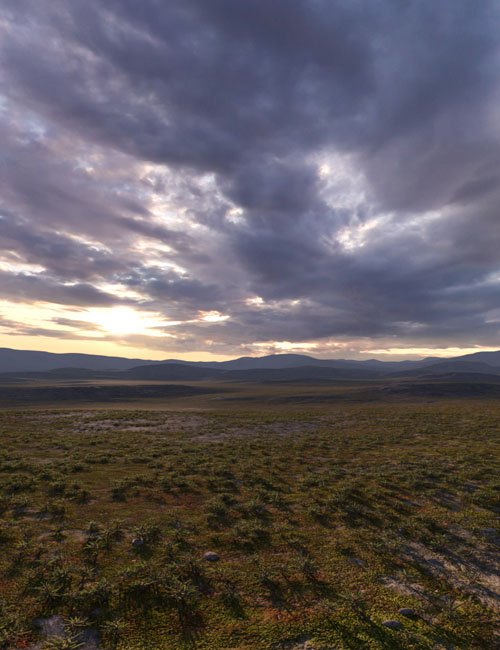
[1,0,500,353]
[0,271,126,307]
[0,213,125,280]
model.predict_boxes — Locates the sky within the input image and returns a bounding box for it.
[1,1,500,361]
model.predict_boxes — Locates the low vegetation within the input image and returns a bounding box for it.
[0,400,499,648]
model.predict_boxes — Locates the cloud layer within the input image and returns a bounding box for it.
[1,0,500,358]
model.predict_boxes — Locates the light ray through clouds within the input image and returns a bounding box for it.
[1,1,500,360]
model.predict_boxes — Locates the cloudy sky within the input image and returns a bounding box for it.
[1,1,500,361]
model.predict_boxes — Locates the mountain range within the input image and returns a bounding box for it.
[3,346,500,382]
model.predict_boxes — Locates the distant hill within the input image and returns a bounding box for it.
[161,353,437,372]
[0,347,429,374]
[122,362,381,382]
[0,348,161,373]
[453,350,500,366]
[390,359,500,378]
[2,346,500,380]
[123,363,220,381]
[208,353,320,370]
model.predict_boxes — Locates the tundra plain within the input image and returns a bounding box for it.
[1,381,500,649]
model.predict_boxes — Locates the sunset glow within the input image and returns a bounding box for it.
[1,2,499,362]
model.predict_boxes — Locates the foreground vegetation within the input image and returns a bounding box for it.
[1,400,499,648]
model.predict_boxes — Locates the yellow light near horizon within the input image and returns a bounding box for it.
[251,340,318,352]
[84,307,168,336]
[361,346,500,357]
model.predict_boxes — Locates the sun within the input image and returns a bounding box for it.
[85,307,167,336]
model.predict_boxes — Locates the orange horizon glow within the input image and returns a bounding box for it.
[0,300,497,362]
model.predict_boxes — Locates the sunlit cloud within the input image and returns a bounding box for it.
[0,260,45,275]
[80,307,172,337]
[245,296,264,307]
[1,1,500,361]
[362,346,500,358]
[251,341,319,352]
[199,311,230,323]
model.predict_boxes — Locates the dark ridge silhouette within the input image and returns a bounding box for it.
[3,346,500,381]
[389,360,500,378]
[122,363,220,381]
[0,346,450,374]
[0,347,162,373]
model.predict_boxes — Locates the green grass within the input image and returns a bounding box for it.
[1,401,499,648]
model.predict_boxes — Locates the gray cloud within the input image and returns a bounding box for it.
[1,0,500,356]
[0,271,127,307]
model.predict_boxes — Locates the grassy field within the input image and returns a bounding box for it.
[1,388,500,648]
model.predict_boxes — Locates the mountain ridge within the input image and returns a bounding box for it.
[0,347,436,374]
[1,346,500,378]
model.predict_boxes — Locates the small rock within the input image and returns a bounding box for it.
[33,615,65,638]
[203,551,220,562]
[32,616,102,650]
[131,538,144,548]
[76,628,101,650]
[398,607,416,618]
[382,620,403,629]
[348,557,365,567]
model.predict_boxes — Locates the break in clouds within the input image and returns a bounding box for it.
[1,0,500,358]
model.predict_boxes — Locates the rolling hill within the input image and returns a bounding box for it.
[0,347,435,374]
[0,347,161,373]
[3,346,500,383]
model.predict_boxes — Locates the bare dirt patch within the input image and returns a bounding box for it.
[399,541,500,612]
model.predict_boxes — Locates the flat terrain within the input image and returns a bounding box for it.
[1,388,500,648]
[3,375,500,410]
